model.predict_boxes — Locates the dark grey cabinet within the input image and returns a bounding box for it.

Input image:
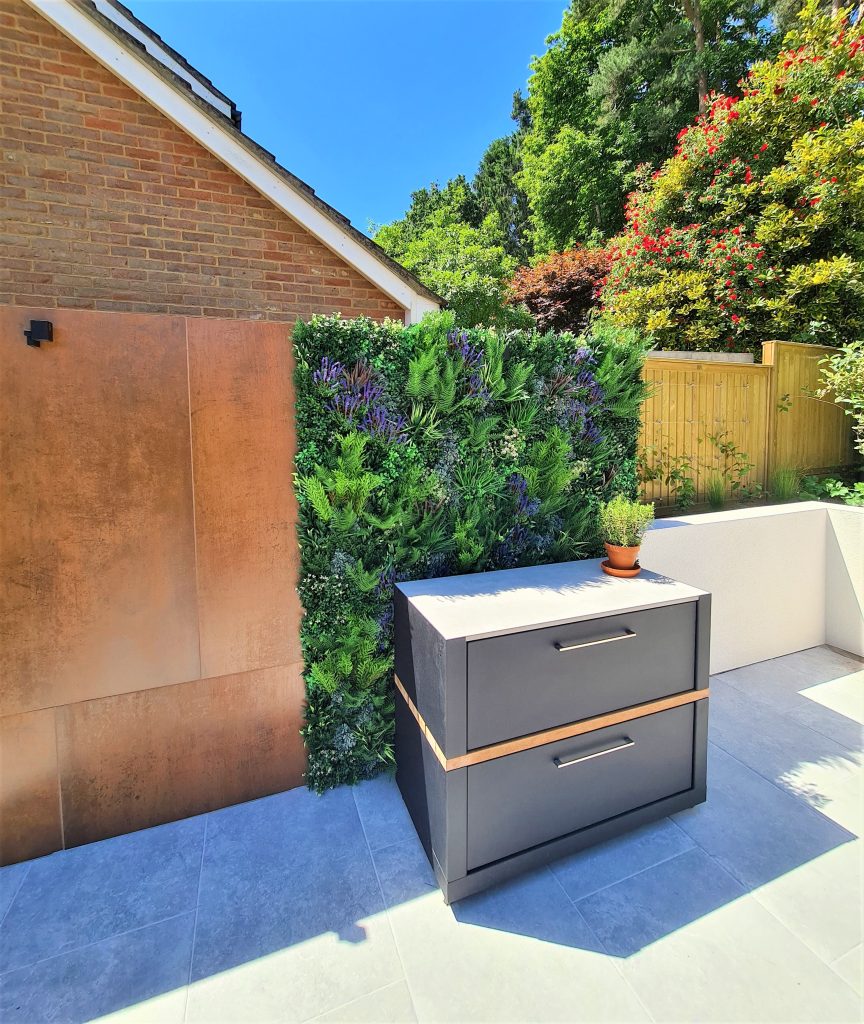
[395,559,710,903]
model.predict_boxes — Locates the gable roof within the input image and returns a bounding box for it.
[25,0,442,323]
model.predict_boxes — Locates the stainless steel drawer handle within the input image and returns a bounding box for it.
[554,628,636,653]
[554,738,635,768]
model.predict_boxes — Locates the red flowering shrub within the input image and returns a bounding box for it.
[601,2,864,356]
[509,247,610,334]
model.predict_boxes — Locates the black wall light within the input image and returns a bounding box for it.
[24,320,53,347]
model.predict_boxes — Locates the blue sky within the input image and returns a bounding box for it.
[132,1,564,233]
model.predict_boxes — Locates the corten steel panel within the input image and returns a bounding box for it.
[187,318,302,678]
[0,708,62,864]
[55,663,307,847]
[0,307,201,717]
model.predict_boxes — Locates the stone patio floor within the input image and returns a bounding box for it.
[1,645,862,1024]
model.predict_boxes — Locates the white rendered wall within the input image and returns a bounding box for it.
[640,503,863,673]
[825,505,864,658]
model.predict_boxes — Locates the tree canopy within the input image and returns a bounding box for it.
[600,2,864,353]
[374,0,862,346]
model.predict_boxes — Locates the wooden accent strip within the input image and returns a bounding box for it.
[394,675,709,772]
[394,675,448,770]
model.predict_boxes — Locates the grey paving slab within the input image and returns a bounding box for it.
[831,944,863,998]
[373,837,650,1023]
[0,816,204,974]
[617,885,861,1022]
[550,816,695,903]
[749,839,862,965]
[672,742,855,889]
[313,980,417,1023]
[709,678,861,812]
[786,697,864,752]
[0,912,193,1024]
[0,863,29,924]
[718,646,862,714]
[189,797,403,1023]
[202,785,367,881]
[576,846,746,957]
[371,832,439,911]
[353,774,417,852]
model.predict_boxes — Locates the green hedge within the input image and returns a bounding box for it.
[293,312,647,790]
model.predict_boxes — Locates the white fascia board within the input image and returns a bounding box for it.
[26,0,439,322]
[91,0,234,119]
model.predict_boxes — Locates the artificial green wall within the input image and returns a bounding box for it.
[293,312,646,790]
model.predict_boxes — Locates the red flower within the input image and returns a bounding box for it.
[760,143,769,152]
[730,314,740,323]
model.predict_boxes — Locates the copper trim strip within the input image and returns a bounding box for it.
[394,674,709,772]
[394,674,448,770]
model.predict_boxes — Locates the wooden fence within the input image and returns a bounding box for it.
[639,341,854,506]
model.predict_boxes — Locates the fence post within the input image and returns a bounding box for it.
[762,341,777,487]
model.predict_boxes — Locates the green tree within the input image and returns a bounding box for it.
[377,185,526,327]
[600,3,864,354]
[520,0,779,250]
[472,93,534,262]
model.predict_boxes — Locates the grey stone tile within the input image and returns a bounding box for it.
[202,785,366,885]
[193,837,388,979]
[550,817,695,902]
[831,944,863,998]
[0,863,30,924]
[190,823,402,1022]
[709,680,861,813]
[371,835,438,911]
[0,912,193,1024]
[619,886,861,1022]
[786,698,863,753]
[0,817,204,974]
[672,743,855,889]
[750,839,862,965]
[313,981,417,1023]
[576,847,745,957]
[373,845,649,1022]
[352,775,416,851]
[718,647,862,714]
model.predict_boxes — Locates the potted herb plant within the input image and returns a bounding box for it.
[599,494,655,577]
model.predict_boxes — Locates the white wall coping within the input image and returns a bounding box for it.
[642,501,863,673]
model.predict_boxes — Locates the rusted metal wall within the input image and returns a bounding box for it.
[0,307,306,864]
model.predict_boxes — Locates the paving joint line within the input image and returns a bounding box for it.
[351,787,418,1022]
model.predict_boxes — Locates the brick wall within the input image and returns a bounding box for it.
[0,0,406,322]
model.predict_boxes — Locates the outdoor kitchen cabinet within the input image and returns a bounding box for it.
[394,559,710,903]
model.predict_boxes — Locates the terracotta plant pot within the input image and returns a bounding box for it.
[604,542,641,570]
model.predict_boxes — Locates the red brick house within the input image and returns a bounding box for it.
[0,0,440,865]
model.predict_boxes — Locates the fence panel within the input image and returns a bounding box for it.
[640,358,771,505]
[764,341,854,473]
[639,342,853,506]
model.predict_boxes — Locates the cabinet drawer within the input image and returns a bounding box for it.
[466,602,696,749]
[466,704,694,870]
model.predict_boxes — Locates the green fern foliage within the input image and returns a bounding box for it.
[293,311,646,791]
